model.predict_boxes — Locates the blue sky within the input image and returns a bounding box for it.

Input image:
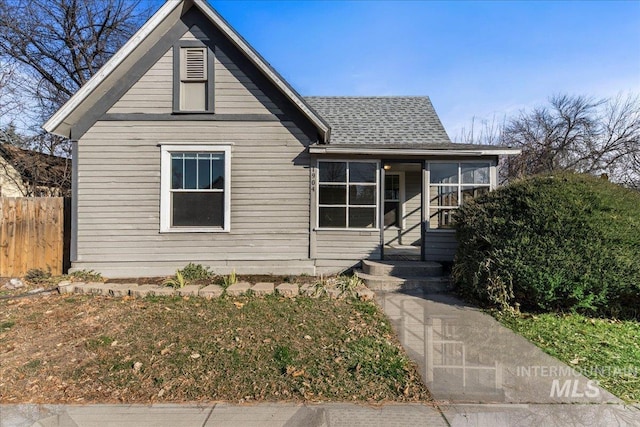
[160,1,640,141]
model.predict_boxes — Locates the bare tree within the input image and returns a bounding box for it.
[0,0,153,160]
[460,94,640,188]
[0,0,151,116]
[456,114,505,147]
[0,64,21,121]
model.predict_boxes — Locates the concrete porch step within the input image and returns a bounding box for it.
[354,269,453,293]
[362,259,444,277]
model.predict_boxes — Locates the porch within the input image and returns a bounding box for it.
[311,157,502,275]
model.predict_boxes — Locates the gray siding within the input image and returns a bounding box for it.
[314,230,381,271]
[75,120,313,277]
[215,49,281,115]
[107,49,173,114]
[401,170,421,245]
[106,29,281,116]
[424,230,457,262]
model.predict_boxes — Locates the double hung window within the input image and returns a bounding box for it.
[160,145,231,232]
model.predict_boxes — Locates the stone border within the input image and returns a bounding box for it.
[57,280,375,301]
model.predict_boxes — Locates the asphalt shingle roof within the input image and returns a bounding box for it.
[303,96,453,145]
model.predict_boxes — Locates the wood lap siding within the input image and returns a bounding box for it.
[402,170,422,245]
[424,231,457,262]
[314,231,380,260]
[215,49,281,115]
[107,49,173,114]
[106,30,280,116]
[76,120,311,268]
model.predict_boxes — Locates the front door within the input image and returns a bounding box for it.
[381,163,423,260]
[383,172,403,246]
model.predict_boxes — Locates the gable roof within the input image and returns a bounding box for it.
[43,0,330,141]
[0,144,70,189]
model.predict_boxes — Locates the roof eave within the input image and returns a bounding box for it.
[43,0,184,137]
[192,0,330,141]
[309,146,522,156]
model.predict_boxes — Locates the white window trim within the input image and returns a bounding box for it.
[315,159,380,231]
[425,160,493,231]
[160,144,232,233]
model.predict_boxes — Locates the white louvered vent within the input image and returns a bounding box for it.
[181,47,207,81]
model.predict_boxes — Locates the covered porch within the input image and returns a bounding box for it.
[309,145,518,274]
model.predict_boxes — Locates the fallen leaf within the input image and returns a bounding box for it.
[304,335,312,340]
[234,302,245,309]
[190,353,201,359]
[133,362,142,372]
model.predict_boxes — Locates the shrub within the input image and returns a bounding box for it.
[163,263,213,288]
[178,263,213,281]
[452,173,640,319]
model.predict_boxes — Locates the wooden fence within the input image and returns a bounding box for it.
[0,197,70,277]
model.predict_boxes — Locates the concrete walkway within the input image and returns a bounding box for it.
[2,290,639,427]
[377,289,640,426]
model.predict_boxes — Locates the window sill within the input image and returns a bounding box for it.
[171,110,215,115]
[160,227,229,233]
[314,228,380,232]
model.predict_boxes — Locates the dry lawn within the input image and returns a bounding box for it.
[0,292,430,404]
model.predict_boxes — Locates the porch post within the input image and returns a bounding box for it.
[421,160,426,262]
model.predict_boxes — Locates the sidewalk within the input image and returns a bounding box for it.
[1,402,447,427]
[2,290,639,427]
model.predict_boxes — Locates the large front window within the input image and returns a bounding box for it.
[318,161,378,229]
[160,145,231,232]
[428,162,491,229]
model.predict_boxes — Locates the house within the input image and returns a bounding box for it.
[0,143,71,197]
[43,0,518,278]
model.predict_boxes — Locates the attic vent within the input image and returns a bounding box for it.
[181,47,207,81]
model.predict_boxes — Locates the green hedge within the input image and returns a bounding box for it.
[452,173,640,319]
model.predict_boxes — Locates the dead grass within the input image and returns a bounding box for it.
[0,293,430,404]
